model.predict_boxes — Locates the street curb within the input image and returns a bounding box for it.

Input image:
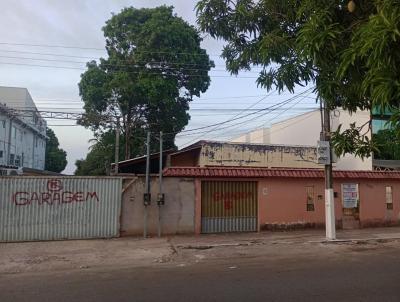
[309,236,400,244]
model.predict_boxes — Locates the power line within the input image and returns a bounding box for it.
[0,41,221,57]
[0,48,248,69]
[180,90,279,146]
[204,90,314,142]
[0,61,260,79]
[172,88,315,137]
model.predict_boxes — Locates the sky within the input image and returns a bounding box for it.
[0,0,317,174]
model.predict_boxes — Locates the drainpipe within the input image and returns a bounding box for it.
[7,118,12,165]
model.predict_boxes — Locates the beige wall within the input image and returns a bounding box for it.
[120,177,195,236]
[199,142,320,169]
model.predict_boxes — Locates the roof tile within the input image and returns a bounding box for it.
[163,167,400,179]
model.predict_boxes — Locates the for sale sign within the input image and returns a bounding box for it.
[342,183,359,208]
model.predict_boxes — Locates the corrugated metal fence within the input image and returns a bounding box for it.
[201,181,258,233]
[0,177,122,242]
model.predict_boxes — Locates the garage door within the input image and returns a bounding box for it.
[201,181,258,233]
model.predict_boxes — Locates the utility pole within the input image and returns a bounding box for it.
[114,118,120,175]
[322,100,336,240]
[157,131,165,237]
[143,131,151,238]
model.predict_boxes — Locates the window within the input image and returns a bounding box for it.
[1,120,5,128]
[9,154,15,165]
[15,155,21,167]
[0,150,3,158]
[12,126,16,139]
[386,186,393,210]
[306,186,315,211]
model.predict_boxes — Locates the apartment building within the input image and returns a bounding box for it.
[0,86,46,170]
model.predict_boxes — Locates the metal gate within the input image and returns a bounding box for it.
[0,177,122,242]
[201,181,258,233]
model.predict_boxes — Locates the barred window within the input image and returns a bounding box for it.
[306,186,315,211]
[386,186,393,210]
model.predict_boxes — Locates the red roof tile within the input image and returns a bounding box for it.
[163,167,400,179]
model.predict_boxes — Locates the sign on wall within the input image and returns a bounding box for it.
[342,183,359,208]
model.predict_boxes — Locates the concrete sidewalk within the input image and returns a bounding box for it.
[171,226,400,248]
[2,227,400,275]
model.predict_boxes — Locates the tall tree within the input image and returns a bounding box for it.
[196,0,400,157]
[45,128,67,173]
[74,131,118,176]
[79,6,214,162]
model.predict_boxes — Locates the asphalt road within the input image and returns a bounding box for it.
[1,244,400,302]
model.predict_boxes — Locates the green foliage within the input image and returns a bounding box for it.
[45,128,67,173]
[373,129,400,160]
[79,6,214,163]
[74,132,117,176]
[196,0,400,158]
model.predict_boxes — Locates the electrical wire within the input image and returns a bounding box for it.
[0,41,221,57]
[208,93,314,141]
[0,61,261,79]
[180,90,280,146]
[173,88,315,139]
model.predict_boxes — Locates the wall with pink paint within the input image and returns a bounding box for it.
[358,180,400,227]
[258,178,342,229]
[257,178,400,229]
[121,176,400,236]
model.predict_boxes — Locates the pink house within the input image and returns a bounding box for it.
[164,167,400,233]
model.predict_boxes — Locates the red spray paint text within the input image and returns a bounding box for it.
[12,180,99,206]
[13,191,99,206]
[213,192,252,210]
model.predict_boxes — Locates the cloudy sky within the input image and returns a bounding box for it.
[0,0,316,174]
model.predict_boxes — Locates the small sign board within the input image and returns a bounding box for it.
[342,183,359,208]
[317,141,331,165]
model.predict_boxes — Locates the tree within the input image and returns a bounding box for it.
[79,6,214,162]
[373,129,400,160]
[196,0,400,158]
[45,128,67,173]
[74,131,117,176]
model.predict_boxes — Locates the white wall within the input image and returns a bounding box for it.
[334,109,372,170]
[269,110,322,146]
[0,110,46,170]
[230,109,373,171]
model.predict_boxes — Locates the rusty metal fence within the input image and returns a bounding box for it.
[0,177,122,242]
[201,181,258,233]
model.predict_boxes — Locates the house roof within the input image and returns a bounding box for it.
[163,167,400,179]
[182,140,317,150]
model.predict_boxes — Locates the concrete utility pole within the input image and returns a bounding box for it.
[157,131,164,237]
[144,131,151,238]
[323,101,336,240]
[114,119,120,175]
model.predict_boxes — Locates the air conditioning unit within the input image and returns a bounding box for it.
[0,168,22,176]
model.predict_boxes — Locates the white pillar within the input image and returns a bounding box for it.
[325,188,336,240]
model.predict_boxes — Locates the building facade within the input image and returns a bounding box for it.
[169,140,320,169]
[231,109,374,170]
[163,167,400,233]
[0,87,47,170]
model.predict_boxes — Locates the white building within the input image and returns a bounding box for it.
[232,109,373,170]
[0,87,47,170]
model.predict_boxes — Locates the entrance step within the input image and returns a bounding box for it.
[342,216,360,229]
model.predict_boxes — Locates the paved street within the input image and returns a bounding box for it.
[1,229,400,301]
